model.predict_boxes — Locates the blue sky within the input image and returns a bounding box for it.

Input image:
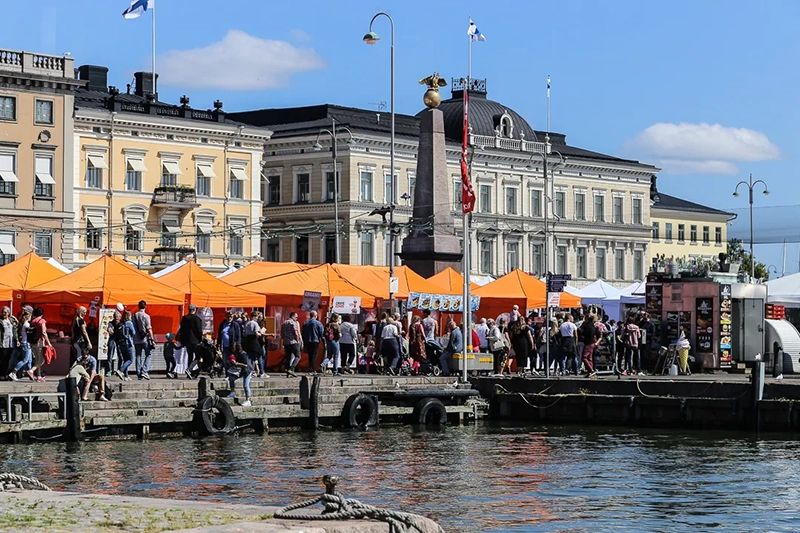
[5,0,800,275]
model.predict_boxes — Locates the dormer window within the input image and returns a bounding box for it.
[499,113,513,138]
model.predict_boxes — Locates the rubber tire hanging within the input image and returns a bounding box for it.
[198,395,235,436]
[342,393,379,429]
[412,397,447,426]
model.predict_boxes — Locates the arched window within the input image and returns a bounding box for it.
[500,113,514,138]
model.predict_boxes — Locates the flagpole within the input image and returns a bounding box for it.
[152,1,157,95]
[544,75,551,378]
[462,16,472,382]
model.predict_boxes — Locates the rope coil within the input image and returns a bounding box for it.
[0,473,51,492]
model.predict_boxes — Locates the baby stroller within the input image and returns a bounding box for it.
[188,338,224,379]
[418,339,443,376]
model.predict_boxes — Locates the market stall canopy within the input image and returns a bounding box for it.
[23,254,185,306]
[0,281,11,302]
[154,261,265,308]
[766,273,800,307]
[0,252,66,291]
[574,279,621,306]
[46,257,72,274]
[151,259,186,279]
[427,267,479,293]
[619,281,646,305]
[471,275,495,287]
[235,263,378,308]
[473,269,582,309]
[333,264,449,299]
[223,261,307,288]
[216,264,239,278]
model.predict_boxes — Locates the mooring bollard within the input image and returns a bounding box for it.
[62,377,83,442]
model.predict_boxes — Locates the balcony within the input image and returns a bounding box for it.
[0,49,74,79]
[152,186,200,212]
[153,246,195,265]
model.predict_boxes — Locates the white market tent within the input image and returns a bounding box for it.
[574,279,621,305]
[766,273,800,307]
[216,265,239,278]
[619,280,646,305]
[601,281,645,321]
[46,257,71,273]
[151,259,186,278]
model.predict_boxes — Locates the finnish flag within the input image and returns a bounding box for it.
[123,0,153,19]
[467,18,486,42]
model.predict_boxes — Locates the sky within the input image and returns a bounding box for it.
[5,0,800,276]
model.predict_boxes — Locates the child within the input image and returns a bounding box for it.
[163,333,177,379]
[226,343,252,407]
[365,340,378,374]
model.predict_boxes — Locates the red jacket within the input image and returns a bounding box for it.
[471,329,480,351]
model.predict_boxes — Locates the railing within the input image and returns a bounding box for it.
[152,186,198,206]
[470,134,549,154]
[0,49,74,78]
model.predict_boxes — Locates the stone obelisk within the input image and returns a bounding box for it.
[400,73,462,278]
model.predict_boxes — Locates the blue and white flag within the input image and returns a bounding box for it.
[547,75,551,97]
[467,18,486,42]
[122,0,153,19]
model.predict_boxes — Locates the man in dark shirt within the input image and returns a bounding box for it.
[179,304,204,376]
[301,311,324,374]
[580,314,598,377]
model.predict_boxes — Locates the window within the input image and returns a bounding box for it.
[125,224,143,252]
[505,187,518,215]
[296,173,310,203]
[34,232,52,258]
[690,225,697,243]
[0,96,15,120]
[295,236,309,263]
[85,214,104,250]
[678,224,685,242]
[0,152,18,195]
[160,220,179,248]
[229,224,246,256]
[34,100,53,124]
[86,156,106,189]
[229,178,244,199]
[359,232,374,265]
[613,197,624,224]
[195,223,210,255]
[531,244,543,276]
[703,226,710,244]
[576,247,587,278]
[499,115,513,137]
[268,179,281,205]
[34,155,54,197]
[479,185,492,213]
[126,159,145,191]
[556,246,567,274]
[0,233,16,265]
[360,171,373,201]
[596,248,606,279]
[506,241,519,272]
[408,176,416,204]
[594,195,605,222]
[652,222,660,240]
[260,178,269,205]
[530,189,542,217]
[324,235,336,264]
[633,250,643,280]
[161,161,180,187]
[575,193,586,220]
[325,171,340,201]
[555,191,565,218]
[453,180,460,211]
[629,198,641,225]
[479,240,493,274]
[384,173,396,204]
[715,227,722,245]
[615,249,625,280]
[265,238,280,262]
[665,223,673,242]
[196,162,215,196]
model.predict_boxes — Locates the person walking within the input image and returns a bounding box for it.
[322,313,342,375]
[8,308,30,381]
[27,307,50,382]
[339,314,358,374]
[301,311,324,374]
[440,320,462,377]
[475,318,489,353]
[133,300,154,380]
[227,343,253,407]
[559,314,579,375]
[580,314,599,377]
[70,306,92,367]
[421,310,437,341]
[380,315,401,375]
[179,304,204,376]
[281,312,302,377]
[0,306,18,378]
[510,316,532,376]
[486,318,506,375]
[113,310,135,381]
[242,312,264,376]
[408,315,426,373]
[216,310,241,371]
[623,316,643,376]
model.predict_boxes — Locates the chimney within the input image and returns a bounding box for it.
[133,71,159,98]
[77,65,109,92]
[650,175,658,195]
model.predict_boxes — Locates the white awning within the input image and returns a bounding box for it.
[162,161,182,175]
[127,158,148,172]
[196,163,217,178]
[87,155,108,169]
[230,167,248,181]
[196,222,213,234]
[35,172,56,185]
[162,222,182,234]
[0,234,17,255]
[230,225,247,237]
[86,215,105,229]
[0,171,18,183]
[126,221,146,233]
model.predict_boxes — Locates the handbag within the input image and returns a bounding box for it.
[489,337,505,352]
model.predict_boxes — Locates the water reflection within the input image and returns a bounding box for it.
[2,425,800,532]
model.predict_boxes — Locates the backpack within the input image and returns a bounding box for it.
[325,326,335,341]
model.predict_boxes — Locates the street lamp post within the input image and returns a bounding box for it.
[364,12,396,313]
[733,173,769,280]
[314,118,353,264]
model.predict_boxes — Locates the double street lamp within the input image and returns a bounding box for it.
[364,12,396,312]
[313,119,353,264]
[733,173,769,280]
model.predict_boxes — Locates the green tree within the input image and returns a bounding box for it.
[727,238,768,280]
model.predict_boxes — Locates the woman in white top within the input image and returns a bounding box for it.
[339,315,359,374]
[380,317,401,375]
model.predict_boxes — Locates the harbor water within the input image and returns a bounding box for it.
[1,423,799,532]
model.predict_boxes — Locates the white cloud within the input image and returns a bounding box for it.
[290,29,312,42]
[158,30,325,91]
[625,122,781,175]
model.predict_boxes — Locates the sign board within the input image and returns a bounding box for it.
[389,277,399,295]
[547,293,561,308]
[97,308,116,362]
[407,292,480,313]
[331,296,362,315]
[546,274,572,293]
[263,317,276,336]
[300,291,322,312]
[199,307,214,334]
[719,284,732,368]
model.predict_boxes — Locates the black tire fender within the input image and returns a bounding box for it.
[199,395,235,436]
[342,393,379,429]
[412,397,447,426]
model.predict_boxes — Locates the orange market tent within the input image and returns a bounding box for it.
[473,269,582,318]
[223,261,307,288]
[0,252,66,292]
[23,254,185,307]
[333,264,449,299]
[0,281,11,303]
[155,261,265,308]
[427,267,479,293]
[236,263,378,308]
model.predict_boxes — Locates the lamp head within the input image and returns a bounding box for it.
[313,142,323,151]
[363,31,380,45]
[763,189,770,195]
[732,191,740,197]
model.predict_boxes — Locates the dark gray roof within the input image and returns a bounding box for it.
[433,90,539,143]
[652,192,735,217]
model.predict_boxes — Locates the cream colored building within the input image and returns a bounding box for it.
[649,179,735,268]
[71,67,272,271]
[0,49,82,266]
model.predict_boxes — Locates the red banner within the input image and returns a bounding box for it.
[461,85,476,214]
